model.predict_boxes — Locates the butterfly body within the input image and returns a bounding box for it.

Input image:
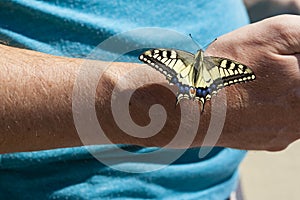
[139,48,255,111]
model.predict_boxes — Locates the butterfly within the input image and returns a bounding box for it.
[138,48,255,111]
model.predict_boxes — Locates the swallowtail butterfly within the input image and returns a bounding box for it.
[139,48,255,111]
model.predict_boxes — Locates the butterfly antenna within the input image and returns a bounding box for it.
[189,34,201,49]
[202,38,217,50]
[189,34,217,50]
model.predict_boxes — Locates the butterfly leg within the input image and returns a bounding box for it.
[202,38,218,49]
[175,96,179,108]
[176,93,184,106]
[195,97,206,113]
[199,99,205,113]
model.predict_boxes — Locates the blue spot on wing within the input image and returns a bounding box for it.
[196,87,210,98]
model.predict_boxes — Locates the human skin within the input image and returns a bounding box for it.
[0,15,299,153]
[206,15,300,151]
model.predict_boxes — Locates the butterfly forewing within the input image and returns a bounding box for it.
[139,50,176,81]
[208,57,256,86]
[139,49,195,85]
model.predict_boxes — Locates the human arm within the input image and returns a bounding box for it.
[205,14,300,150]
[0,45,90,153]
[1,15,300,153]
[107,14,300,151]
[0,44,177,153]
[0,43,185,153]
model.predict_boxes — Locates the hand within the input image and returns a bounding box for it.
[206,15,300,151]
[104,15,300,151]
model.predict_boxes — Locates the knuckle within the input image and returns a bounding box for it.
[265,15,294,41]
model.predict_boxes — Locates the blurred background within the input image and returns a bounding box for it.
[244,0,300,22]
[240,1,300,199]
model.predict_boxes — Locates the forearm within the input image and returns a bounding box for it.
[0,44,182,153]
[0,44,224,153]
[2,15,300,153]
[0,44,85,153]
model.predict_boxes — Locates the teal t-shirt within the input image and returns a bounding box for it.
[0,0,248,199]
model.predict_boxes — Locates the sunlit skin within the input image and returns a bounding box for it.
[0,15,300,153]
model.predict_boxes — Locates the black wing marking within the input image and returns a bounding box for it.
[139,49,194,83]
[207,56,256,87]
